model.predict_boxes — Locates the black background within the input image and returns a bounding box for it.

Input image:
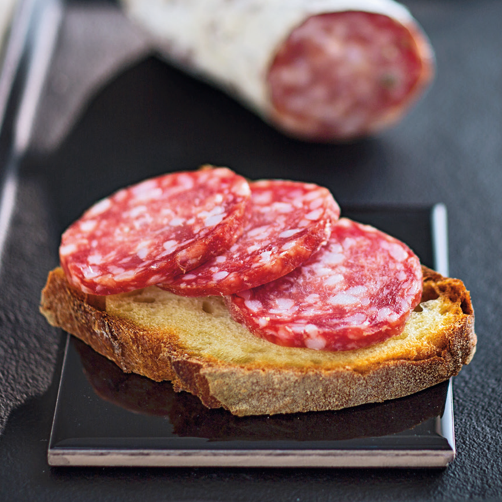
[0,0,500,500]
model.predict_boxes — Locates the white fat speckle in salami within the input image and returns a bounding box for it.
[204,213,225,227]
[162,240,178,253]
[182,273,197,280]
[213,271,229,281]
[324,273,344,286]
[244,299,263,313]
[271,202,294,213]
[377,307,392,321]
[347,285,367,296]
[60,168,250,295]
[228,218,423,351]
[305,294,319,304]
[88,254,103,265]
[169,217,185,226]
[388,242,408,261]
[247,225,271,238]
[79,220,97,232]
[305,209,323,221]
[279,228,301,239]
[259,251,272,263]
[323,251,345,265]
[275,298,295,310]
[83,266,100,280]
[128,205,146,219]
[136,248,149,260]
[59,243,77,256]
[342,237,357,249]
[305,337,326,350]
[309,197,324,210]
[108,266,125,274]
[281,240,297,251]
[328,293,359,306]
[159,179,340,296]
[88,198,111,216]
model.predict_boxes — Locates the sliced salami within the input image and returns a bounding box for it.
[158,180,340,296]
[268,11,434,141]
[60,168,250,295]
[228,218,423,351]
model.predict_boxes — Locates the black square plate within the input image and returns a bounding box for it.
[48,204,455,468]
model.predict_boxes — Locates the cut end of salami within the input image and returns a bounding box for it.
[158,180,340,296]
[228,218,423,352]
[60,167,250,295]
[267,11,434,141]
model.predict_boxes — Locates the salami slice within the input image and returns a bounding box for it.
[60,168,250,295]
[268,11,434,140]
[159,180,340,296]
[228,218,423,351]
[121,0,434,141]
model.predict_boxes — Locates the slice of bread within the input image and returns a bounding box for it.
[40,266,476,416]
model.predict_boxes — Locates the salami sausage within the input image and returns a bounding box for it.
[60,168,250,295]
[268,11,434,140]
[121,0,434,141]
[159,180,340,296]
[228,218,423,351]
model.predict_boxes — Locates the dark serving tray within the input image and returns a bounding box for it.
[47,204,454,468]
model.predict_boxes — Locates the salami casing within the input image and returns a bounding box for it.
[121,0,434,141]
[159,180,340,296]
[228,218,423,351]
[60,168,250,295]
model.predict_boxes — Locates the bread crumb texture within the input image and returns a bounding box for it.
[106,279,465,371]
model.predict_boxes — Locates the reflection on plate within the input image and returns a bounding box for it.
[75,338,448,443]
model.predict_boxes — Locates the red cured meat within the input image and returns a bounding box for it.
[228,218,423,351]
[159,180,340,296]
[60,168,250,295]
[267,11,434,141]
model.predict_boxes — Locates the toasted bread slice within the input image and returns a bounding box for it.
[40,266,476,416]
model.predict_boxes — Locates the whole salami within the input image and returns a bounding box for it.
[159,180,340,296]
[60,168,250,295]
[121,0,434,141]
[228,218,423,351]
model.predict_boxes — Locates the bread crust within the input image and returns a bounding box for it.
[40,267,476,416]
